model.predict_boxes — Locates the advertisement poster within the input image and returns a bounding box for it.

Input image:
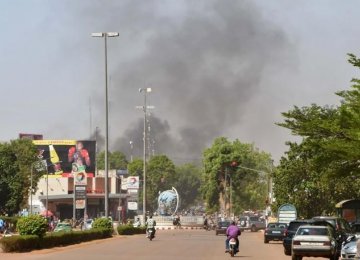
[75,199,86,209]
[33,140,96,177]
[121,176,140,190]
[127,201,138,211]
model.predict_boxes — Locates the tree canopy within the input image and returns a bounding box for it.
[96,151,128,170]
[0,139,40,215]
[273,54,360,218]
[201,137,272,215]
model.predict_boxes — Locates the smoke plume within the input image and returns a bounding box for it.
[82,0,292,163]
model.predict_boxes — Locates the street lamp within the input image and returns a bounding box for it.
[91,31,119,217]
[30,164,34,215]
[139,87,152,223]
[129,140,133,162]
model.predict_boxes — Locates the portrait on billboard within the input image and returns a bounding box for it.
[33,140,96,176]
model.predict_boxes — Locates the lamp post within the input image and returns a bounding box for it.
[91,32,119,218]
[129,140,133,162]
[46,167,48,218]
[139,87,152,223]
[30,164,33,215]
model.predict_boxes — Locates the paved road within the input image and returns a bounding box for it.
[0,229,324,260]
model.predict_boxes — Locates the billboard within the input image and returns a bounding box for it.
[121,176,140,190]
[33,140,96,177]
[19,133,43,140]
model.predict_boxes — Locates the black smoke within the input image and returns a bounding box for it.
[81,0,292,163]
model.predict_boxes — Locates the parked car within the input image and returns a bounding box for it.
[264,222,288,243]
[238,215,266,232]
[292,225,338,260]
[53,222,72,233]
[312,216,352,239]
[340,235,359,260]
[215,220,231,236]
[351,222,360,234]
[313,216,353,258]
[283,219,313,255]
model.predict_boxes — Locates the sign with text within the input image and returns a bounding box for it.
[75,185,87,200]
[278,204,297,224]
[121,176,140,190]
[127,201,138,211]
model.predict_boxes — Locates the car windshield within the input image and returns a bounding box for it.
[288,222,310,231]
[297,227,328,236]
[268,223,287,229]
[219,222,230,227]
[353,225,360,233]
[57,223,71,228]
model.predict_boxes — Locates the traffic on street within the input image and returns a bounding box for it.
[0,228,332,260]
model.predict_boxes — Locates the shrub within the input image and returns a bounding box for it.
[92,217,113,231]
[0,228,112,252]
[0,235,39,252]
[117,225,146,235]
[16,215,48,237]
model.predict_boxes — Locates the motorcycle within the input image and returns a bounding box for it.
[147,228,155,241]
[228,238,238,257]
[204,223,212,231]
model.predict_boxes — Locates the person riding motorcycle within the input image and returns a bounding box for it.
[225,221,241,253]
[145,215,156,238]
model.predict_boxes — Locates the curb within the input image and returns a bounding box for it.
[155,226,203,230]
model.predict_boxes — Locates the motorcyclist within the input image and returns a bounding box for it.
[204,217,209,230]
[225,221,241,253]
[173,215,181,228]
[145,215,156,238]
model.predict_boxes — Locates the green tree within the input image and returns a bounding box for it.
[273,54,360,217]
[96,151,128,170]
[202,137,272,215]
[173,164,202,210]
[0,139,39,215]
[146,155,176,213]
[16,214,48,237]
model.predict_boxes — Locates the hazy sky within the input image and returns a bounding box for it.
[1,0,359,164]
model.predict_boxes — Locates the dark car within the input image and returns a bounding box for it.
[216,220,231,236]
[264,222,288,243]
[350,222,360,234]
[283,219,313,255]
[312,217,353,243]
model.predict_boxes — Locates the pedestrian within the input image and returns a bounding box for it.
[0,218,4,234]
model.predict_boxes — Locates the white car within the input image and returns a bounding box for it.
[292,225,338,260]
[340,235,360,260]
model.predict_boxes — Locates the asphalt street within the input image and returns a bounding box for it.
[0,229,323,260]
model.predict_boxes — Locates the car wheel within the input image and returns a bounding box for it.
[216,232,218,236]
[291,254,302,260]
[264,238,269,244]
[329,254,338,260]
[251,225,257,232]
